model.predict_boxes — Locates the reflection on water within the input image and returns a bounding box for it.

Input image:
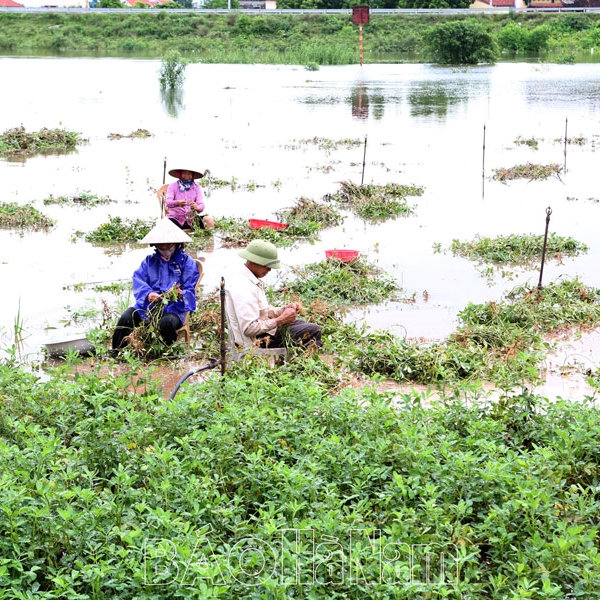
[408,84,463,118]
[1,58,600,402]
[160,88,185,118]
[351,83,369,120]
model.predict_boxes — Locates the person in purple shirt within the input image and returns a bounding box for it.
[111,218,201,351]
[165,167,215,231]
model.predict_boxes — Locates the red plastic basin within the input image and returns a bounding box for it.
[248,219,288,231]
[325,249,360,262]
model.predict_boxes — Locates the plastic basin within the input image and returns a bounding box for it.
[248,219,288,231]
[325,249,360,262]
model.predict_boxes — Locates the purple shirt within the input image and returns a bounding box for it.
[165,181,205,227]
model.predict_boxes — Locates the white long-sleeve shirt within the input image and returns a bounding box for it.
[225,264,285,347]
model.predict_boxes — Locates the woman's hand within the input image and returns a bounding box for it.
[177,199,187,207]
[148,292,162,303]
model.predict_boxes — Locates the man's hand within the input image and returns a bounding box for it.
[276,306,297,326]
[286,301,304,314]
[148,292,162,303]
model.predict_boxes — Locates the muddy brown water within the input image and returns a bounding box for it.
[2,59,600,401]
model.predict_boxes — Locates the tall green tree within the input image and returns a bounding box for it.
[424,19,498,64]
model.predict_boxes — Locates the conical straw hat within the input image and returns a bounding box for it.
[139,217,193,244]
[168,167,204,180]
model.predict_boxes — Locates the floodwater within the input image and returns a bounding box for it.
[1,57,600,400]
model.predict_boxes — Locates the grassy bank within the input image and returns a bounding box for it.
[0,11,599,63]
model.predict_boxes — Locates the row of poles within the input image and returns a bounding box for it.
[359,119,564,291]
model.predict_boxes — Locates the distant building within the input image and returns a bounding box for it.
[17,0,87,6]
[470,0,516,7]
[0,0,24,6]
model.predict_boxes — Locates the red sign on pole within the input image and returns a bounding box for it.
[352,5,370,25]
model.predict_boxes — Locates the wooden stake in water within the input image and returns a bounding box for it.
[163,156,167,184]
[537,206,552,292]
[361,135,368,185]
[563,117,568,173]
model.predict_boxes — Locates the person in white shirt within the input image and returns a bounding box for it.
[225,239,322,349]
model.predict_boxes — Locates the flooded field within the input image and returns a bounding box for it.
[1,58,600,399]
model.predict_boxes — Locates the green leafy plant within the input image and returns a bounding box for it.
[85,216,155,243]
[159,49,188,90]
[282,256,400,307]
[492,163,562,182]
[450,232,588,266]
[0,201,55,230]
[331,181,422,221]
[0,125,85,156]
[43,191,114,208]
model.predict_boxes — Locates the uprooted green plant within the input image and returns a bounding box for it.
[0,125,85,156]
[492,162,562,182]
[214,216,316,248]
[281,256,400,306]
[116,286,186,361]
[85,216,155,243]
[43,191,114,208]
[0,201,55,230]
[276,196,343,236]
[342,277,600,386]
[330,181,422,221]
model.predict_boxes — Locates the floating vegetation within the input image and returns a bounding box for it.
[514,136,539,150]
[553,136,586,145]
[43,191,114,208]
[461,278,600,337]
[214,199,338,248]
[0,201,55,231]
[0,125,85,157]
[215,217,299,248]
[107,129,152,140]
[85,216,155,244]
[450,233,588,266]
[330,181,422,221]
[276,196,343,234]
[492,162,562,182]
[344,277,600,385]
[281,257,400,306]
[284,137,362,152]
[63,280,130,294]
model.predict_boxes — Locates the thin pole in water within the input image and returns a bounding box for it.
[563,117,568,173]
[482,124,486,200]
[537,206,552,293]
[220,277,227,376]
[361,135,368,185]
[359,23,363,67]
[162,156,167,185]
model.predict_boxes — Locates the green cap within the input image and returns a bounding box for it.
[238,239,281,269]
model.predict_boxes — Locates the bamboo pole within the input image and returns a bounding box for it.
[361,135,368,185]
[482,124,486,200]
[537,207,553,293]
[563,117,568,173]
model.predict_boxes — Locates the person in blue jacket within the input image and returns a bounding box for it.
[112,217,200,351]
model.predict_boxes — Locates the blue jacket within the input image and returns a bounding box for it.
[132,246,200,323]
